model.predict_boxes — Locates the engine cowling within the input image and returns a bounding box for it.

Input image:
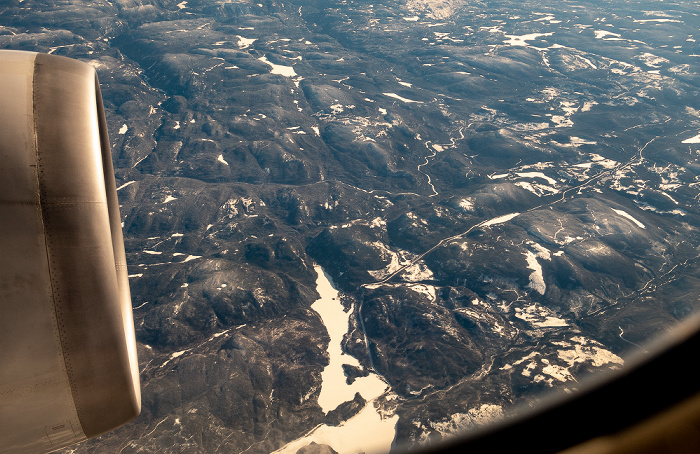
[0,50,140,453]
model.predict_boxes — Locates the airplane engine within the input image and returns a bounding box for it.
[0,51,140,453]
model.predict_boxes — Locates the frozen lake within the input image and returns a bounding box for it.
[311,265,388,412]
[273,266,397,453]
[274,402,398,454]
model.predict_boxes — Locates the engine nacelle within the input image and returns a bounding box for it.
[0,51,140,453]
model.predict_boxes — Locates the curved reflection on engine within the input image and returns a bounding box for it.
[0,50,140,454]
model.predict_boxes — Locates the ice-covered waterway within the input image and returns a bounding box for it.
[274,403,398,454]
[274,266,397,453]
[312,266,389,410]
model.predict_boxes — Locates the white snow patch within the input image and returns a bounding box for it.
[569,136,597,146]
[401,262,434,282]
[118,124,128,135]
[503,32,553,46]
[516,171,557,185]
[530,242,551,261]
[515,181,559,197]
[551,115,574,128]
[259,56,297,77]
[504,336,622,387]
[523,251,546,294]
[117,181,136,191]
[458,198,474,212]
[574,154,618,170]
[556,336,624,368]
[236,36,256,49]
[409,284,436,302]
[611,208,645,229]
[383,92,423,104]
[429,404,503,438]
[370,217,386,229]
[217,154,229,166]
[482,212,519,227]
[368,245,418,281]
[634,18,681,24]
[682,133,700,144]
[594,30,622,40]
[636,52,669,69]
[515,304,567,328]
